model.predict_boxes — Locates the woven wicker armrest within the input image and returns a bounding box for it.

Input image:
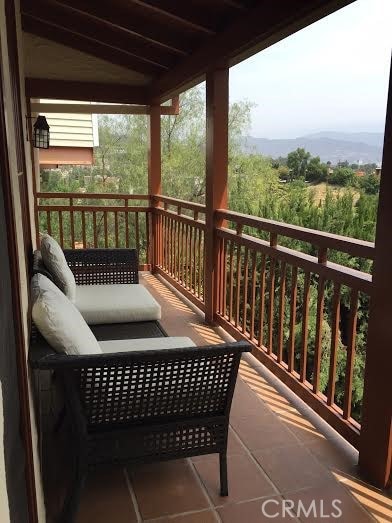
[63,248,139,285]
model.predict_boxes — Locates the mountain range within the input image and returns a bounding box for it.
[244,131,384,164]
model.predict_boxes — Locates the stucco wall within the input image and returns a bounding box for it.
[0,0,45,520]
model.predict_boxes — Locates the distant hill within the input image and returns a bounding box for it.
[244,131,384,164]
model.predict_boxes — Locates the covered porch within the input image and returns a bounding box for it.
[40,273,390,522]
[0,0,391,521]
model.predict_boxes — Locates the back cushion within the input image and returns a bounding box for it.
[40,234,76,302]
[31,274,101,356]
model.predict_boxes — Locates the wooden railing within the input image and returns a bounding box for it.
[214,209,374,447]
[153,195,206,309]
[35,192,151,266]
[35,193,376,448]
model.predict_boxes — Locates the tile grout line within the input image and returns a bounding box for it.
[228,423,282,497]
[187,458,222,522]
[238,370,380,522]
[123,467,143,523]
[144,507,219,523]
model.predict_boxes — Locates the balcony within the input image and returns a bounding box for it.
[38,271,391,522]
[34,193,392,521]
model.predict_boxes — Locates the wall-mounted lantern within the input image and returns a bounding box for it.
[26,115,50,149]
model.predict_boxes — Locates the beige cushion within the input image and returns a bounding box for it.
[40,234,76,302]
[75,284,161,325]
[99,337,195,354]
[31,274,102,356]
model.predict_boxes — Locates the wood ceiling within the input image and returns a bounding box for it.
[21,0,354,103]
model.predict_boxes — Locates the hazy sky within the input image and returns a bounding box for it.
[229,0,392,139]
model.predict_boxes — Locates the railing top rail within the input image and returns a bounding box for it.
[155,195,206,212]
[37,205,151,212]
[218,227,372,294]
[216,209,375,260]
[36,192,150,200]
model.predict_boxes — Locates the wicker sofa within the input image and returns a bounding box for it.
[31,246,251,522]
[34,247,161,325]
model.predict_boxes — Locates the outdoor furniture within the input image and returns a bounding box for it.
[30,334,251,522]
[33,247,161,325]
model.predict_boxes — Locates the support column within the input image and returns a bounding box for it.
[148,105,161,272]
[204,68,229,324]
[359,60,392,488]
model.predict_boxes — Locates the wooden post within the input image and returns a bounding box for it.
[204,68,229,324]
[148,104,161,272]
[359,58,392,488]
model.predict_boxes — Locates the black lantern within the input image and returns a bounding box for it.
[32,115,50,149]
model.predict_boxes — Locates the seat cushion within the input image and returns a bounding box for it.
[99,337,195,353]
[40,234,76,302]
[31,274,102,356]
[75,284,161,325]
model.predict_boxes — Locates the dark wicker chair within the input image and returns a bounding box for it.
[30,339,251,522]
[34,247,140,286]
[31,247,251,521]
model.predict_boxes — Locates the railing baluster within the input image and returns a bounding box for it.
[313,276,326,393]
[267,258,276,355]
[242,247,249,334]
[300,272,311,382]
[146,211,151,262]
[176,218,181,281]
[93,211,97,247]
[249,250,257,340]
[70,197,75,248]
[343,289,359,420]
[184,223,189,288]
[104,212,108,248]
[125,200,129,248]
[228,241,235,323]
[59,211,64,248]
[288,266,298,373]
[46,210,51,235]
[189,225,193,292]
[235,244,241,328]
[82,211,86,248]
[198,228,202,299]
[277,262,287,363]
[327,282,342,406]
[135,211,140,255]
[170,217,174,276]
[222,239,228,317]
[258,254,266,347]
[114,212,119,248]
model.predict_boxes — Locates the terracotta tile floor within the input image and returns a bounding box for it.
[43,274,392,522]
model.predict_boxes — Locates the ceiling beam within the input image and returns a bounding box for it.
[21,1,178,70]
[151,0,355,102]
[25,78,149,104]
[22,15,162,77]
[30,0,192,56]
[30,98,180,115]
[129,1,216,35]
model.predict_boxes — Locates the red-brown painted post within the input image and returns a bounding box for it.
[148,104,161,272]
[204,68,229,324]
[359,58,392,489]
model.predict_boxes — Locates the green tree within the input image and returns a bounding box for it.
[359,174,380,195]
[307,156,328,182]
[287,148,310,181]
[328,167,355,187]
